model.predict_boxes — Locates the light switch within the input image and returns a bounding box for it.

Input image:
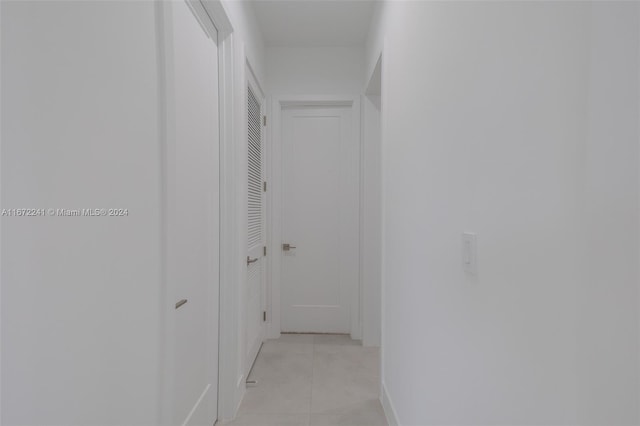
[462,232,477,275]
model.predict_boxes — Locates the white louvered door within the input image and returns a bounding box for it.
[245,75,266,377]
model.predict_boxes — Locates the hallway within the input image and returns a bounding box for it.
[224,335,387,426]
[3,1,640,425]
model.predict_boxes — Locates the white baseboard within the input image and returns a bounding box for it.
[235,375,246,411]
[181,384,211,426]
[381,381,400,426]
[266,324,281,339]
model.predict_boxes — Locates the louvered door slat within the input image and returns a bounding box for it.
[247,86,263,249]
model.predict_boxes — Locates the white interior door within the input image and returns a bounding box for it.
[281,106,359,334]
[245,75,267,375]
[164,2,219,425]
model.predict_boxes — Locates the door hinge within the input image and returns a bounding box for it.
[263,181,267,192]
[263,246,267,256]
[263,311,267,322]
[263,115,267,126]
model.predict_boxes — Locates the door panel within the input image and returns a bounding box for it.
[245,80,266,376]
[281,106,359,333]
[165,2,219,425]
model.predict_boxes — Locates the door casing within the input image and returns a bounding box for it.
[243,61,267,378]
[267,96,362,340]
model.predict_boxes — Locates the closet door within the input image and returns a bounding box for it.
[245,73,266,377]
[163,1,220,425]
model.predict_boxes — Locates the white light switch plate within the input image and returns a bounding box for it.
[462,232,477,275]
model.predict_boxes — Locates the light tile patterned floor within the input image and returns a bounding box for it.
[220,334,388,426]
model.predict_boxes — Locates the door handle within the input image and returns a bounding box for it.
[282,243,297,251]
[247,256,259,265]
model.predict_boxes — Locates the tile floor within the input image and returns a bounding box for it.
[220,334,388,426]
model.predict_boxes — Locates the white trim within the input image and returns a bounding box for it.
[181,384,212,426]
[635,7,640,424]
[272,95,356,107]
[359,94,365,342]
[381,382,400,426]
[185,0,217,40]
[195,0,236,422]
[200,0,233,38]
[236,374,245,388]
[379,40,388,402]
[268,95,362,340]
[216,31,239,422]
[266,96,280,339]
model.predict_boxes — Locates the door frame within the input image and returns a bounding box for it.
[267,95,362,340]
[242,59,267,378]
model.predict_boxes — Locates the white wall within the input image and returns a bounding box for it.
[266,47,363,95]
[577,3,640,424]
[362,92,381,347]
[367,1,639,425]
[223,0,266,84]
[1,2,162,424]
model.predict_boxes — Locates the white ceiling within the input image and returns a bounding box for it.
[250,0,376,47]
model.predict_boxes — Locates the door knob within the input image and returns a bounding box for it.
[247,256,259,265]
[282,243,297,251]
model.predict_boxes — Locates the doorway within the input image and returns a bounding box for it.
[271,100,361,336]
